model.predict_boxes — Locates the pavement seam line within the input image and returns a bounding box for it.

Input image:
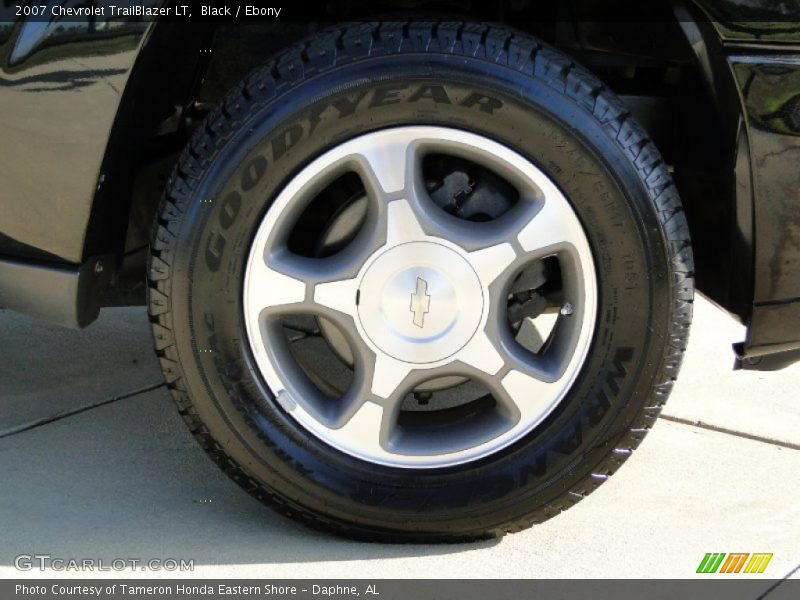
[0,382,166,439]
[659,414,800,451]
[757,562,800,599]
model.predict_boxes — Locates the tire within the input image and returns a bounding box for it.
[148,21,693,542]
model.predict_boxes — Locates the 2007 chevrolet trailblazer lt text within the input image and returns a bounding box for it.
[1,0,799,541]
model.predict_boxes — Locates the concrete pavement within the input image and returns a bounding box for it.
[0,297,798,579]
[0,307,161,436]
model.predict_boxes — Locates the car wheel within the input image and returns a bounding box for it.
[148,21,693,541]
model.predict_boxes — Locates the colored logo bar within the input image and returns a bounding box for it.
[696,553,773,574]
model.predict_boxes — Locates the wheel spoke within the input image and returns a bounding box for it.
[330,399,388,458]
[455,330,505,376]
[385,198,427,245]
[370,353,415,399]
[325,352,412,458]
[456,326,559,423]
[314,277,359,319]
[498,369,562,424]
[246,255,307,318]
[254,247,369,320]
[354,128,416,197]
[467,242,517,286]
[517,193,587,256]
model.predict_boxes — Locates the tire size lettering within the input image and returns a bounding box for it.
[621,252,640,291]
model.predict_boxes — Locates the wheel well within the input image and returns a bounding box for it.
[101,0,741,317]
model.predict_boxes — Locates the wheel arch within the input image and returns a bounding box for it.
[79,20,210,307]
